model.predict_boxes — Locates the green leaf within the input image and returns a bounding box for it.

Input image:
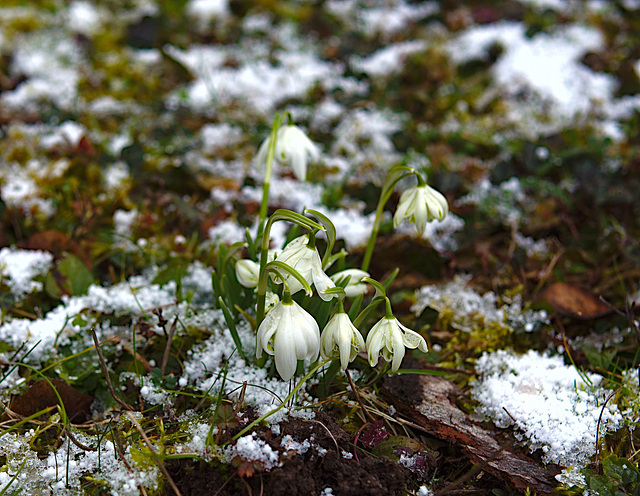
[46,254,94,297]
[603,455,639,487]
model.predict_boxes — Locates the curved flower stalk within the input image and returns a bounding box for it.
[366,299,427,372]
[321,308,365,370]
[361,165,448,271]
[393,183,448,235]
[256,294,320,381]
[330,269,370,298]
[274,234,337,301]
[256,124,319,181]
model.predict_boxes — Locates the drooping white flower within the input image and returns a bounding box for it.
[274,235,336,300]
[330,269,370,298]
[256,125,320,181]
[265,291,279,313]
[394,184,448,235]
[321,312,365,370]
[235,259,260,288]
[366,316,427,372]
[256,299,320,381]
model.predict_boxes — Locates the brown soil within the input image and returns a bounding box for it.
[165,411,411,496]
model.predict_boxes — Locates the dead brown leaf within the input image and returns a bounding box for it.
[9,378,94,423]
[538,282,611,319]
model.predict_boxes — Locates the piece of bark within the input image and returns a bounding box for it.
[381,373,559,495]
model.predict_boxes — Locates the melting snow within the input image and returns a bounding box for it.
[472,349,622,467]
[412,274,549,334]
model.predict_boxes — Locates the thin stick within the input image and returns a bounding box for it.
[345,369,375,423]
[65,427,96,451]
[91,327,133,411]
[161,316,179,376]
[112,428,149,496]
[126,412,183,496]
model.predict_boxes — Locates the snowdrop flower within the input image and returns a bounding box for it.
[366,315,427,372]
[265,291,279,313]
[256,125,320,181]
[330,269,370,298]
[394,183,448,235]
[274,235,336,300]
[321,311,365,370]
[235,259,260,288]
[256,296,320,381]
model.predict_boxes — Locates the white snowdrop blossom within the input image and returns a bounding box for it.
[330,269,370,297]
[274,235,336,300]
[366,316,427,372]
[235,259,260,288]
[265,291,279,313]
[256,298,320,381]
[394,184,448,235]
[256,125,320,181]
[321,312,365,370]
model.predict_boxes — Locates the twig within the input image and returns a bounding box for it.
[111,427,149,496]
[65,426,96,451]
[126,412,183,496]
[302,418,340,454]
[161,315,179,376]
[346,369,375,423]
[90,327,133,411]
[595,389,617,468]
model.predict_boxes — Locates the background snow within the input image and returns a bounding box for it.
[0,247,53,300]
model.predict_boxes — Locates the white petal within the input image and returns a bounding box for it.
[313,268,337,301]
[273,325,298,381]
[393,188,416,227]
[426,186,448,221]
[390,321,406,372]
[288,147,307,181]
[235,259,260,288]
[396,319,428,353]
[291,302,320,361]
[413,200,428,235]
[366,320,385,366]
[337,326,353,370]
[256,304,281,358]
[255,136,271,168]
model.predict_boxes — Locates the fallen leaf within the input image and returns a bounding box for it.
[9,378,94,423]
[359,418,388,448]
[539,282,611,319]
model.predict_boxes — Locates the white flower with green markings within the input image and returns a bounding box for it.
[256,297,320,381]
[256,125,319,181]
[366,316,427,372]
[330,269,370,298]
[321,311,365,370]
[394,183,448,235]
[235,259,260,288]
[274,235,336,300]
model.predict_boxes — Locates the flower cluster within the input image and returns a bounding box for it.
[229,116,448,382]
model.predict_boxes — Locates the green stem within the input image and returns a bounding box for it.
[232,359,333,441]
[257,113,285,241]
[361,166,421,271]
[256,211,323,326]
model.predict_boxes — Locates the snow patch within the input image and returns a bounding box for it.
[472,349,622,467]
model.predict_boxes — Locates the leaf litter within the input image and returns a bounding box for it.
[0,0,639,495]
